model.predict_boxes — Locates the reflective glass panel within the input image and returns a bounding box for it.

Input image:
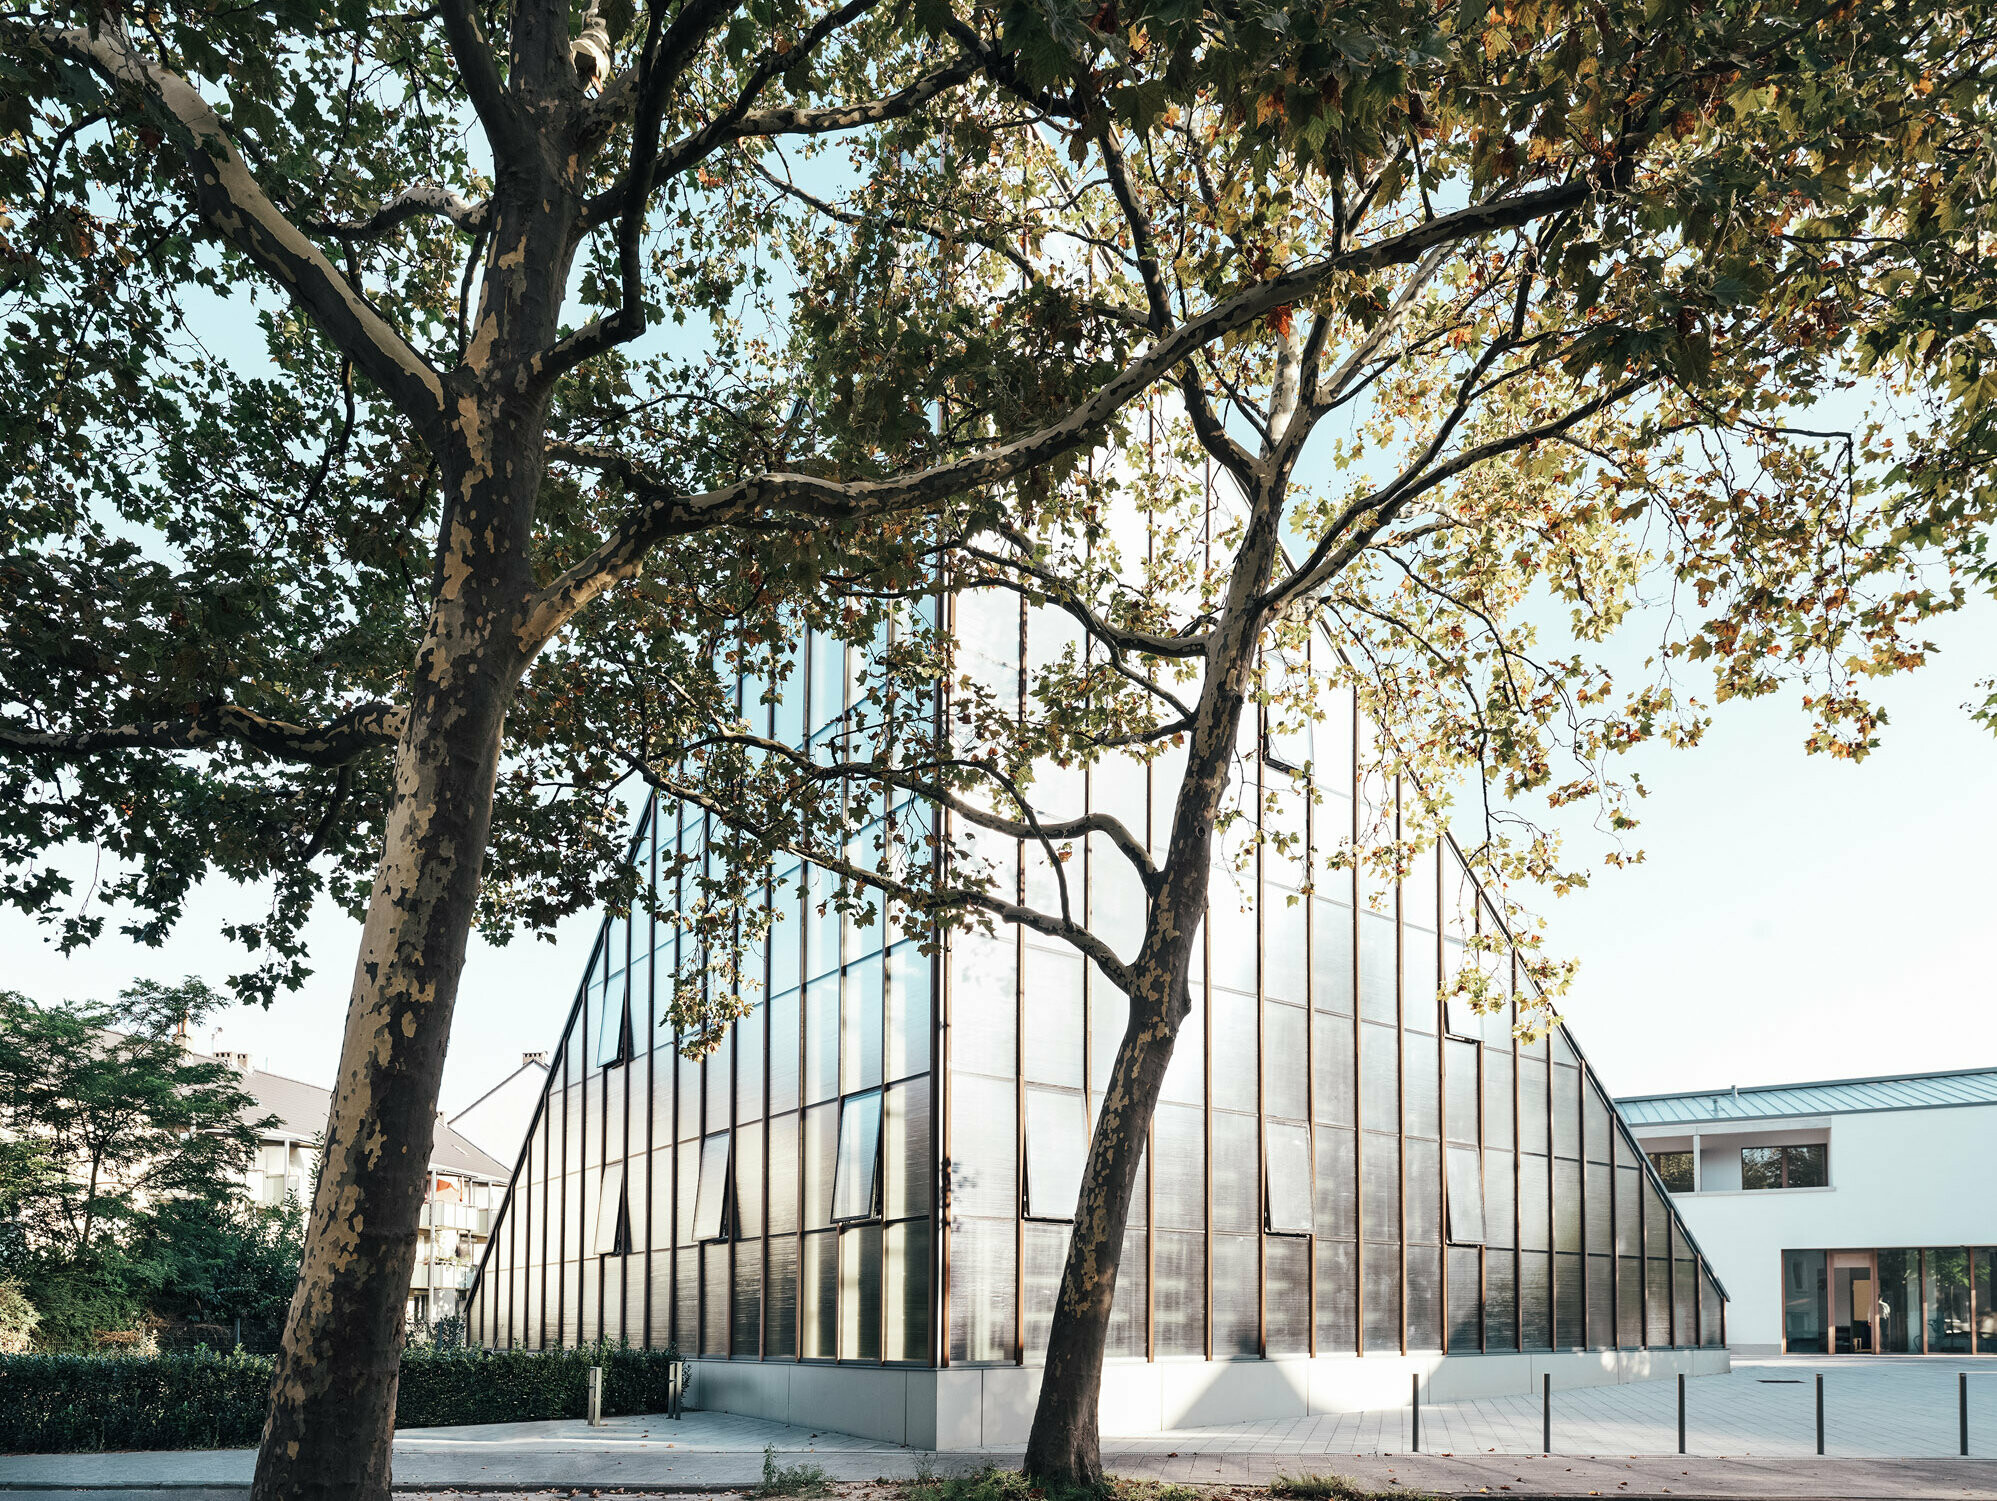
[592,1162,629,1255]
[1648,1151,1693,1192]
[831,1090,882,1221]
[691,1134,731,1242]
[1446,1145,1485,1245]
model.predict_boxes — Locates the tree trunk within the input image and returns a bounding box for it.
[1023,473,1290,1490]
[250,412,542,1500]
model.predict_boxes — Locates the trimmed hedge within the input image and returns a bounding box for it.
[0,1343,682,1454]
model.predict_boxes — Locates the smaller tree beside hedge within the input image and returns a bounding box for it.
[0,1343,682,1454]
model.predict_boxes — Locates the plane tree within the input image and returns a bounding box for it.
[0,0,1701,1491]
[611,0,1997,1485]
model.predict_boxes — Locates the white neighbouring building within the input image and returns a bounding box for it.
[1619,1067,1997,1358]
[196,1047,514,1328]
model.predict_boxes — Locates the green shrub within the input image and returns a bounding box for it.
[759,1443,833,1497]
[0,1342,681,1453]
[0,1280,38,1353]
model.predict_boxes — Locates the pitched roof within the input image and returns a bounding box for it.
[190,1049,512,1180]
[1618,1066,1997,1126]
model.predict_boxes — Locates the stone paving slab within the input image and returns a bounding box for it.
[8,1357,1997,1496]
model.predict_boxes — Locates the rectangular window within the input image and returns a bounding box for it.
[1648,1151,1694,1192]
[1024,1087,1089,1221]
[1445,1144,1485,1245]
[1741,1143,1826,1190]
[592,1162,630,1256]
[691,1133,731,1241]
[1264,1120,1314,1234]
[831,1089,883,1222]
[594,983,630,1068]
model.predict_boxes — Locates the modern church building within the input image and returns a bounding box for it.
[465,566,1731,1445]
[1620,1068,1997,1357]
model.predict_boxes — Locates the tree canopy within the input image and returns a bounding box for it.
[5,0,1997,1485]
[0,981,298,1349]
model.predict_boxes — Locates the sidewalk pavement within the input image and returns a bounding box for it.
[5,1417,1997,1498]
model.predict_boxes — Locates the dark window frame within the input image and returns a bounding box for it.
[1742,1142,1827,1191]
[1648,1150,1694,1193]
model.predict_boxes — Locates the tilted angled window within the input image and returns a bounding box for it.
[830,1090,883,1222]
[591,1162,630,1256]
[1446,1144,1486,1245]
[1263,1121,1314,1234]
[593,974,631,1068]
[1024,1087,1089,1222]
[691,1131,733,1241]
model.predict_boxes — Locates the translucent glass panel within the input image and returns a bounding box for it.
[593,1163,629,1255]
[734,1245,762,1354]
[1155,1102,1206,1230]
[1211,985,1257,1113]
[1313,1015,1356,1127]
[1314,1127,1356,1239]
[948,1072,1015,1219]
[1360,1131,1399,1243]
[1266,1235,1309,1353]
[1212,1233,1259,1356]
[1486,1254,1517,1350]
[1024,944,1085,1088]
[1264,1001,1307,1121]
[1317,1239,1357,1352]
[765,1234,798,1356]
[885,1219,931,1361]
[949,1216,1015,1362]
[1312,898,1354,1015]
[839,1224,883,1360]
[803,1229,838,1357]
[1445,1145,1484,1244]
[1363,1246,1401,1352]
[842,955,884,1095]
[883,1078,931,1221]
[1025,1086,1089,1220]
[1154,1230,1205,1356]
[1447,1246,1481,1351]
[1357,910,1397,1023]
[886,943,932,1081]
[1265,1121,1314,1234]
[952,932,1018,1076]
[1407,1244,1442,1351]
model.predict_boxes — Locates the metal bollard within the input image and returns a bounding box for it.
[1677,1372,1686,1455]
[1543,1372,1552,1455]
[1962,1372,1970,1457]
[588,1365,605,1427]
[1412,1372,1421,1453]
[1815,1372,1824,1456]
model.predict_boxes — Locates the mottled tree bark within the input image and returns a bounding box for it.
[1024,474,1292,1489]
[250,150,573,1493]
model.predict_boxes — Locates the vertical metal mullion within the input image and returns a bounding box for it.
[1394,780,1407,1356]
[1509,935,1521,1353]
[643,802,657,1348]
[932,579,949,1371]
[1255,687,1268,1359]
[1636,1119,1648,1348]
[1013,592,1027,1368]
[1348,691,1363,1354]
[1302,687,1316,1358]
[1434,853,1448,1355]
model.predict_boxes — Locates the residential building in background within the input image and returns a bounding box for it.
[465,539,1731,1444]
[1620,1067,1997,1357]
[199,1049,512,1328]
[451,1052,553,1164]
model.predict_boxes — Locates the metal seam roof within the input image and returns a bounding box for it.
[1617,1065,1997,1125]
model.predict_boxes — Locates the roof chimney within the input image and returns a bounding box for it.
[217,1051,253,1075]
[523,1051,548,1067]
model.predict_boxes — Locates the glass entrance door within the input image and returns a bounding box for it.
[1830,1251,1876,1353]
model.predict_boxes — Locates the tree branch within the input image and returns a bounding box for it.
[302,185,492,240]
[521,174,1602,655]
[0,701,405,768]
[45,22,448,438]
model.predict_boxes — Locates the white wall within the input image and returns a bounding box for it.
[1646,1103,1997,1352]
